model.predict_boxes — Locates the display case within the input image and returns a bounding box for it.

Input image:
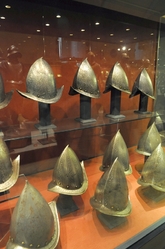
[0,0,165,248]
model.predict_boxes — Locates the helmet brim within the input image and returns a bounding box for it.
[90,195,132,217]
[17,85,64,104]
[0,155,20,192]
[0,90,14,110]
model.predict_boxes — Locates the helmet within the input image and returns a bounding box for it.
[147,113,164,132]
[130,68,155,99]
[48,145,88,195]
[100,130,132,175]
[17,57,64,104]
[90,158,132,217]
[136,123,161,156]
[69,58,100,98]
[0,138,20,192]
[0,74,13,109]
[138,143,165,192]
[7,45,22,58]
[103,62,131,94]
[6,181,60,249]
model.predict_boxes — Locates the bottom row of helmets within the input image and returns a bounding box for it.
[6,141,132,249]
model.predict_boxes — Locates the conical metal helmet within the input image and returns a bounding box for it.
[48,145,88,195]
[69,58,100,98]
[147,113,164,132]
[101,130,132,175]
[138,143,165,192]
[136,123,161,156]
[6,181,60,249]
[0,74,13,109]
[90,158,132,217]
[103,62,131,94]
[0,138,20,192]
[130,68,155,99]
[17,57,64,104]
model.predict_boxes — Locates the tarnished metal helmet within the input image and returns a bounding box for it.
[69,58,100,98]
[136,123,161,156]
[130,68,155,99]
[48,145,88,195]
[0,138,20,192]
[138,143,165,192]
[100,130,132,175]
[147,113,165,132]
[17,57,64,104]
[6,181,60,249]
[0,74,13,109]
[103,62,131,94]
[90,158,132,217]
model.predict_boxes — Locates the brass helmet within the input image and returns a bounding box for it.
[90,158,132,217]
[103,62,131,94]
[130,68,155,99]
[0,138,20,192]
[48,145,88,195]
[138,143,165,192]
[0,74,13,109]
[17,57,64,104]
[6,181,60,249]
[136,123,161,156]
[101,130,132,175]
[69,58,100,98]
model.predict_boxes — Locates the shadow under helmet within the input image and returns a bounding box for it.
[17,57,64,104]
[90,158,132,217]
[103,62,131,94]
[69,58,100,98]
[6,181,60,249]
[138,143,165,192]
[0,74,13,109]
[136,122,161,156]
[130,68,155,99]
[100,130,132,175]
[48,145,88,195]
[0,138,20,192]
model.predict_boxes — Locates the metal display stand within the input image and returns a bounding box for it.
[75,94,96,124]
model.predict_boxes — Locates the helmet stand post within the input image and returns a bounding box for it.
[56,194,79,217]
[75,94,96,124]
[35,102,56,130]
[134,92,150,114]
[106,87,125,119]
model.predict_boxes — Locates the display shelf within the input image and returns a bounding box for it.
[1,110,156,142]
[1,150,165,249]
